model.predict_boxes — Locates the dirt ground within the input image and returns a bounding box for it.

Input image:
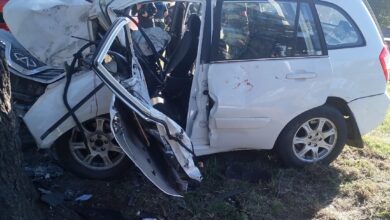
[23,111,390,220]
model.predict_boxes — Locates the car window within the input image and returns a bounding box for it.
[214,0,323,61]
[315,4,364,49]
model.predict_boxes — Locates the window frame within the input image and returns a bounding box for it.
[210,0,328,63]
[314,0,366,50]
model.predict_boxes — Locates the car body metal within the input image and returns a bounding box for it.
[20,0,390,158]
[92,17,202,196]
[10,0,390,196]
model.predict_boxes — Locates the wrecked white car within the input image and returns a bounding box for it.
[2,0,389,196]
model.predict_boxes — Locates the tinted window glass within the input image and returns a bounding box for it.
[316,4,364,49]
[215,1,323,61]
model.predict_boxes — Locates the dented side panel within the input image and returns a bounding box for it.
[208,57,333,151]
[110,99,182,197]
[23,71,112,149]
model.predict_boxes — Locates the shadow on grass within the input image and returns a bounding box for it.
[25,147,345,220]
[180,151,344,220]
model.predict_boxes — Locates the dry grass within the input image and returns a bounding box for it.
[163,107,390,220]
[161,111,390,220]
[107,122,389,220]
[317,111,390,220]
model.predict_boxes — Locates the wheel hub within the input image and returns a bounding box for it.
[308,133,323,144]
[292,118,337,162]
[88,133,110,153]
[69,117,125,171]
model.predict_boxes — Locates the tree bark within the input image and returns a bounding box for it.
[0,58,44,219]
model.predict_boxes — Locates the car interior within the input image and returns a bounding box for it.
[217,2,322,60]
[88,2,204,191]
[117,1,203,128]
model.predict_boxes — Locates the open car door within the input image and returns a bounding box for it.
[92,17,202,197]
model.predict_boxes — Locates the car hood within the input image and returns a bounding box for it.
[2,0,140,68]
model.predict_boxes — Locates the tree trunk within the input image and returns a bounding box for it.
[0,58,44,219]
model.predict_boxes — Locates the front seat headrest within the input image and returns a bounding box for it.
[186,14,201,36]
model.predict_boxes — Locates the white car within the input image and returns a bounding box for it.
[9,0,389,196]
[385,38,390,48]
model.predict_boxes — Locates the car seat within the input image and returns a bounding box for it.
[161,14,201,127]
[164,14,201,78]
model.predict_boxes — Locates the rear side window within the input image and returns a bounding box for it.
[315,3,364,49]
[214,0,324,61]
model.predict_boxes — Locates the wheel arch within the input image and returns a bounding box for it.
[54,113,111,144]
[273,96,364,150]
[323,97,364,148]
[36,112,111,149]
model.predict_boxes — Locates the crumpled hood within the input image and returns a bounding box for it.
[3,0,93,68]
[3,0,139,68]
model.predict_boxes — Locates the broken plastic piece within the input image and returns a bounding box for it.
[74,194,93,201]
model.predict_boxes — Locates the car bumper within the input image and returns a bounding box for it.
[348,93,390,136]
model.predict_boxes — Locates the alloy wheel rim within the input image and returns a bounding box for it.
[292,117,338,163]
[69,117,125,170]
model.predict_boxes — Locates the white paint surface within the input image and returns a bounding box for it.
[4,0,92,67]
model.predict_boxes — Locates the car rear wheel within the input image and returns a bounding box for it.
[56,116,130,179]
[276,106,347,167]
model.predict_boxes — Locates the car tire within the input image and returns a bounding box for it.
[56,116,130,179]
[276,106,347,168]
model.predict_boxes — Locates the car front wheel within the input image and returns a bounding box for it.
[276,106,347,167]
[56,116,130,179]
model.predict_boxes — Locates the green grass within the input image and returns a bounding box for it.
[365,108,390,156]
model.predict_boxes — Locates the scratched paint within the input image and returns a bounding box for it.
[233,78,254,91]
[231,67,254,91]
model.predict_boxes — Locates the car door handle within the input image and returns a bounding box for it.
[285,72,317,79]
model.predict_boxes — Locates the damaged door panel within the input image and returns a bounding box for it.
[207,0,334,151]
[111,99,187,196]
[92,17,202,197]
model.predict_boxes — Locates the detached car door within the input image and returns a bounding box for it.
[207,0,333,150]
[92,17,201,197]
